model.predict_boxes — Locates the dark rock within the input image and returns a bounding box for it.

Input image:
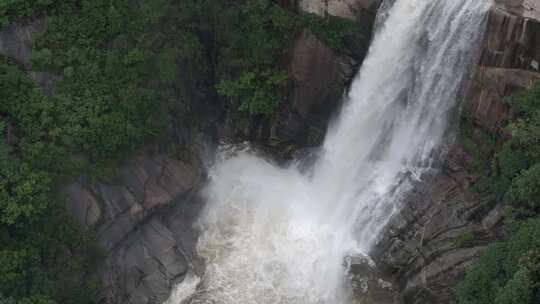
[0,19,61,96]
[463,67,540,136]
[376,6,540,302]
[373,146,505,304]
[347,2,540,304]
[349,255,402,304]
[275,29,355,145]
[63,145,204,304]
[241,1,374,159]
[0,19,43,67]
[0,19,60,97]
[481,3,540,72]
[462,0,540,138]
[103,219,189,304]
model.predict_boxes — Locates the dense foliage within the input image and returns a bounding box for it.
[300,13,360,51]
[0,0,62,25]
[1,1,360,303]
[213,0,296,116]
[456,81,540,304]
[0,59,102,304]
[214,4,360,116]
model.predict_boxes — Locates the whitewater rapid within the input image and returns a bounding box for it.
[166,0,491,303]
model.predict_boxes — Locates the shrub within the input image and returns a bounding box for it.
[455,218,540,304]
[456,82,540,304]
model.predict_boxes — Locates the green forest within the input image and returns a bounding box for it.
[0,0,358,303]
[456,82,540,304]
[3,1,540,304]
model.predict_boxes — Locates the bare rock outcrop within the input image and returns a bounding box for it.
[465,0,540,136]
[270,29,359,149]
[247,0,375,156]
[63,146,204,304]
[374,147,505,303]
[0,4,376,303]
[0,20,209,303]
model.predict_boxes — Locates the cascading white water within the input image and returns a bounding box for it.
[166,0,491,303]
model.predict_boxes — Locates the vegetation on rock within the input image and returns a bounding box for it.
[0,1,360,303]
[456,81,540,304]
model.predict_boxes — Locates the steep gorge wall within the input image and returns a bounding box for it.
[0,2,376,303]
[3,1,535,303]
[374,1,540,303]
[236,0,376,157]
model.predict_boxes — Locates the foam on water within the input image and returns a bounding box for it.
[166,0,491,303]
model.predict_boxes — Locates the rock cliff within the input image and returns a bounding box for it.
[62,147,204,304]
[374,1,540,303]
[3,0,537,303]
[238,0,374,157]
[1,16,216,303]
[0,2,375,303]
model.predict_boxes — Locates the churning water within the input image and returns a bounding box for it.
[166,0,491,303]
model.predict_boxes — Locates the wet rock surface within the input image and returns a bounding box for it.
[464,0,540,136]
[374,1,540,303]
[349,255,401,304]
[0,3,374,303]
[63,146,204,304]
[374,147,505,304]
[245,1,375,156]
[4,1,539,303]
[272,29,358,149]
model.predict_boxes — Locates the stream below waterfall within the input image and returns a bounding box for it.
[165,0,491,303]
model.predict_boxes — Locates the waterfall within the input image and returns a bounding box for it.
[166,0,491,303]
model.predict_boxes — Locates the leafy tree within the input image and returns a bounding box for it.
[456,82,540,304]
[507,163,540,215]
[456,219,540,304]
[0,1,361,303]
[214,0,297,116]
[301,12,361,51]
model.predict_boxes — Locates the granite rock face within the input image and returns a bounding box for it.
[465,0,540,136]
[374,1,540,303]
[6,1,538,303]
[244,0,375,156]
[89,2,375,300]
[374,147,505,304]
[62,147,204,304]
[86,1,538,302]
[270,29,359,149]
[0,4,375,303]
